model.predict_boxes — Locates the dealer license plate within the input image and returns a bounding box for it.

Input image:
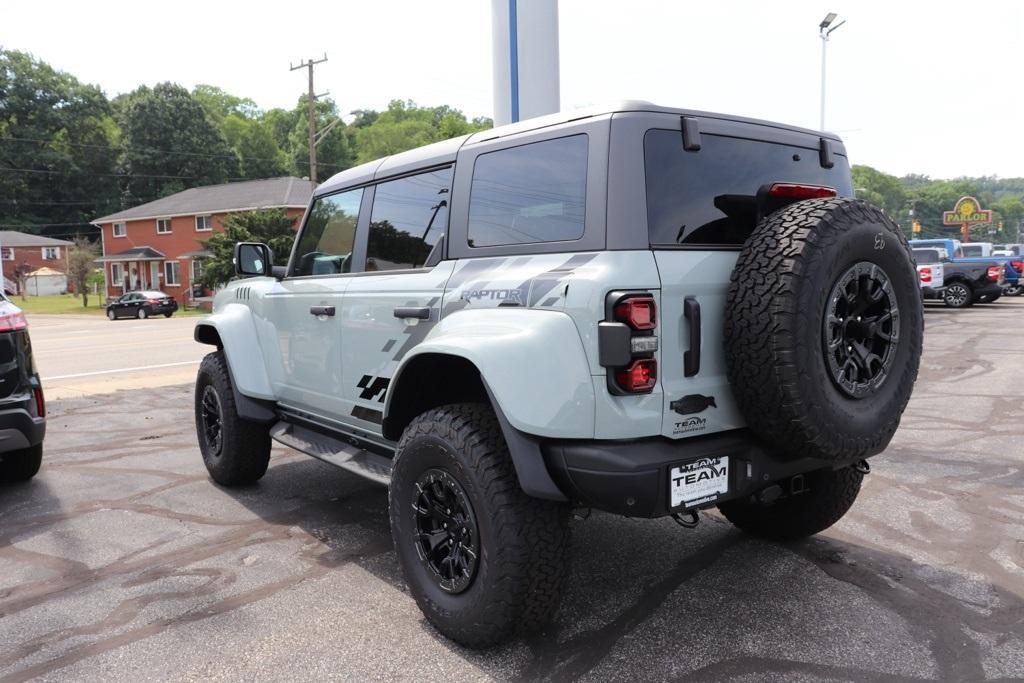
[669,457,729,509]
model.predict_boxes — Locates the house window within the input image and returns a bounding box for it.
[156,218,172,234]
[191,259,204,282]
[1,248,12,261]
[164,261,181,286]
[111,263,124,287]
[42,247,60,260]
[195,215,212,232]
[112,222,126,237]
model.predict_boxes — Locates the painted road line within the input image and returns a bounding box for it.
[43,360,201,381]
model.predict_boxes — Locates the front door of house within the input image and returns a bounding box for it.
[150,262,160,292]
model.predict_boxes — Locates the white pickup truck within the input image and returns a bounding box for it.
[912,248,946,295]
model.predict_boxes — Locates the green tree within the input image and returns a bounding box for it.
[287,96,354,179]
[196,209,297,288]
[353,100,491,164]
[851,165,907,222]
[191,84,258,125]
[0,50,120,226]
[119,83,239,202]
[66,238,99,307]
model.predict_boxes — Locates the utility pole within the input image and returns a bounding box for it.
[290,54,328,183]
[818,13,845,131]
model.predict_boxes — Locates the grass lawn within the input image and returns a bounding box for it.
[14,294,207,317]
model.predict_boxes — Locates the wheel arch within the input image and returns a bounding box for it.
[384,351,568,502]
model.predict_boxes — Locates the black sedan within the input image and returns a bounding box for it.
[0,295,45,482]
[106,291,179,320]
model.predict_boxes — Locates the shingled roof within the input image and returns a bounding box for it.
[93,177,315,223]
[0,231,74,247]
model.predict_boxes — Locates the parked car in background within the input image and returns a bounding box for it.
[912,248,945,297]
[106,291,179,320]
[911,247,1003,307]
[0,295,46,482]
[994,243,1023,256]
[960,242,992,257]
[910,238,1021,300]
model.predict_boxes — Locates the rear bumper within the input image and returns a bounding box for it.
[542,430,855,518]
[0,397,45,453]
[150,303,178,314]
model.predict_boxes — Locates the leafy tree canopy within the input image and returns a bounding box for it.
[197,209,297,289]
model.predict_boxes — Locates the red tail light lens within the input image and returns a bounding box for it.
[147,299,159,305]
[767,183,838,200]
[1011,260,1023,274]
[33,387,45,418]
[919,267,932,283]
[614,359,657,393]
[987,266,1001,281]
[0,312,28,332]
[614,295,656,331]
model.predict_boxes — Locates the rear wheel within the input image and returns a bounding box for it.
[389,403,570,648]
[1005,285,1023,296]
[0,444,43,483]
[194,351,271,486]
[163,312,173,318]
[943,282,973,308]
[137,307,148,319]
[718,465,864,540]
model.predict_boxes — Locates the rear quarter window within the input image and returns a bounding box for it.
[644,130,854,247]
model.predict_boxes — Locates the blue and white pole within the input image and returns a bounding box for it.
[491,0,560,126]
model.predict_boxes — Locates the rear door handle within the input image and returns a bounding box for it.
[309,305,335,317]
[683,296,701,377]
[393,306,431,320]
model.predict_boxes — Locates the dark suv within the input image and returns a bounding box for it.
[0,295,46,482]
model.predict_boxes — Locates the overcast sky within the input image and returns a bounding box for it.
[3,1,1022,179]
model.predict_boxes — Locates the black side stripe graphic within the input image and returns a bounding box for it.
[357,375,391,402]
[381,339,397,353]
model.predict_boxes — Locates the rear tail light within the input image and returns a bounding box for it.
[147,298,159,305]
[33,386,45,418]
[614,295,656,330]
[987,265,1001,281]
[615,359,657,393]
[919,267,932,284]
[767,183,838,200]
[0,311,28,332]
[1011,260,1023,274]
[602,292,658,395]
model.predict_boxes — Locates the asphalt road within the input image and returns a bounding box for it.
[1,299,1023,681]
[26,315,206,400]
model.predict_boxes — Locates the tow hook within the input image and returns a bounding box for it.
[853,460,871,475]
[672,510,700,528]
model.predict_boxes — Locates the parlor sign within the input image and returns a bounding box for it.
[943,196,992,241]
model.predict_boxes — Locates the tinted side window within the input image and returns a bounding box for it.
[961,245,983,257]
[645,130,854,246]
[366,167,452,271]
[292,188,363,276]
[912,250,939,264]
[467,134,588,247]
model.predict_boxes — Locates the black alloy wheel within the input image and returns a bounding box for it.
[823,261,900,398]
[200,384,223,458]
[412,468,480,594]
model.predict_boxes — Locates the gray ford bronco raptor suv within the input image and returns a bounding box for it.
[193,101,923,647]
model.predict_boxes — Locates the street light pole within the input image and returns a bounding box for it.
[819,13,845,131]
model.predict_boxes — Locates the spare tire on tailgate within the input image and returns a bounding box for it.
[724,198,923,462]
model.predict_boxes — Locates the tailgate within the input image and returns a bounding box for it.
[654,251,745,440]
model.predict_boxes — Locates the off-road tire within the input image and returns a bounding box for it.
[718,466,864,540]
[943,281,974,308]
[725,198,923,462]
[389,403,570,648]
[194,351,271,486]
[0,444,43,482]
[137,308,148,319]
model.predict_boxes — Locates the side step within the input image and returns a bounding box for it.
[270,421,392,485]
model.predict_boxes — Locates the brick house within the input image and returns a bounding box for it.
[0,231,73,295]
[92,177,314,300]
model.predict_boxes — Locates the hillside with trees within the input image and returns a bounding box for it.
[2,48,1021,244]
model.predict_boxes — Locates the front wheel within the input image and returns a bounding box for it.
[389,403,569,648]
[107,309,116,320]
[194,351,271,486]
[718,465,864,540]
[943,282,973,308]
[137,307,148,319]
[0,444,43,482]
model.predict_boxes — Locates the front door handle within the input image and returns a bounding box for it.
[683,296,701,377]
[310,305,336,317]
[393,306,431,320]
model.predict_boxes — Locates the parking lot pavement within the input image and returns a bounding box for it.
[25,314,206,400]
[1,300,1023,682]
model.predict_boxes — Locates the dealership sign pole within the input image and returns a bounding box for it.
[943,196,992,243]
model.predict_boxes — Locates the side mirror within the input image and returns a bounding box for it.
[234,242,272,277]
